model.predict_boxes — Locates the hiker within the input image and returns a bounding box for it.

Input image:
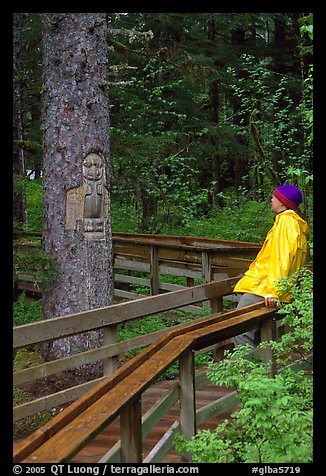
[233,184,309,347]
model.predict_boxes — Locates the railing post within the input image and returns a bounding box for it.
[186,277,194,287]
[120,398,142,463]
[202,250,223,313]
[103,324,118,375]
[150,245,159,295]
[260,315,277,377]
[201,251,211,283]
[179,350,196,460]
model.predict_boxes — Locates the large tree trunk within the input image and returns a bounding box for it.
[41,13,113,365]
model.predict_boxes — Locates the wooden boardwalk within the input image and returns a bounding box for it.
[67,375,235,464]
[13,374,236,464]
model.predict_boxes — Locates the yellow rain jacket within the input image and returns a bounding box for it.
[234,210,309,302]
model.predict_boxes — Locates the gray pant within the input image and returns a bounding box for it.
[233,293,264,347]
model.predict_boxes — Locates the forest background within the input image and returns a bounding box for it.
[12,13,314,460]
[13,12,313,243]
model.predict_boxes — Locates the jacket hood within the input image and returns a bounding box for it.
[277,209,309,235]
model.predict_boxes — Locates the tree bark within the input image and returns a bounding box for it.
[41,13,113,364]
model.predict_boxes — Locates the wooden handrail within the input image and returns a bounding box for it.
[13,276,241,422]
[112,232,262,249]
[14,302,276,463]
[13,276,240,349]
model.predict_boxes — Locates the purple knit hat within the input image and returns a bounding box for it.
[273,184,303,209]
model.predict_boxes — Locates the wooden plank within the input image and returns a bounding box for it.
[202,251,211,283]
[190,306,276,351]
[114,273,150,286]
[13,300,265,391]
[211,256,253,267]
[14,321,213,389]
[114,289,203,313]
[113,232,261,249]
[98,440,121,464]
[115,255,251,271]
[141,383,179,439]
[114,289,148,300]
[14,311,202,461]
[19,305,274,463]
[14,330,169,387]
[196,390,239,426]
[114,258,150,272]
[116,243,257,266]
[143,421,180,464]
[13,327,181,461]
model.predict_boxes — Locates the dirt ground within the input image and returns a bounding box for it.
[13,361,105,439]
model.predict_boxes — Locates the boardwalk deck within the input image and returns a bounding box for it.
[13,377,234,464]
[67,375,236,464]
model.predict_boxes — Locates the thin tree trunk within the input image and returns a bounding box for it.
[231,27,249,193]
[41,13,113,366]
[208,17,223,208]
[13,13,27,225]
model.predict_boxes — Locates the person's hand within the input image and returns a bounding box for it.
[264,294,276,307]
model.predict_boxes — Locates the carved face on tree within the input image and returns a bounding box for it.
[83,153,104,182]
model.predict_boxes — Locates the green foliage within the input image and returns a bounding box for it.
[227,53,312,188]
[14,178,61,289]
[117,310,212,379]
[25,179,43,231]
[15,13,313,234]
[14,247,60,292]
[13,405,52,439]
[13,348,44,370]
[174,268,313,463]
[106,13,313,232]
[161,195,274,243]
[299,14,313,147]
[270,267,313,363]
[13,293,42,326]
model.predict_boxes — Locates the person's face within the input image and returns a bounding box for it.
[271,194,287,213]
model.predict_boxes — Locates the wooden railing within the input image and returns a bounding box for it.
[14,299,281,463]
[13,233,311,422]
[13,232,312,462]
[13,277,240,423]
[13,233,262,429]
[13,231,261,302]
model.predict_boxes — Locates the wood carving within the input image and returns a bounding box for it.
[66,153,109,238]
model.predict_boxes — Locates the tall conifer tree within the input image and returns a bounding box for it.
[41,13,113,362]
